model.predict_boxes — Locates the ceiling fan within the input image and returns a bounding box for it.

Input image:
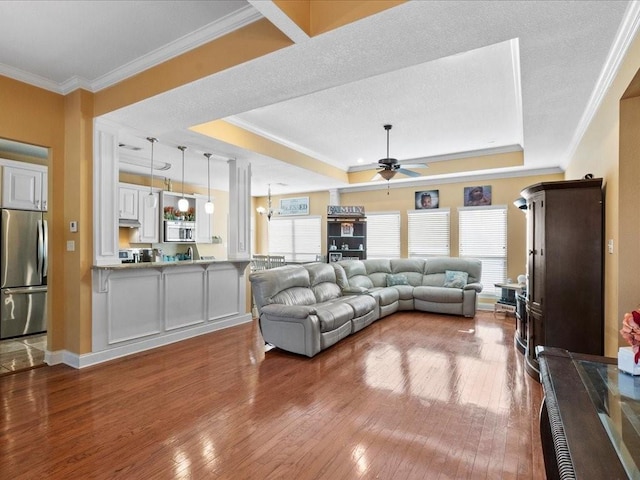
[373,124,428,181]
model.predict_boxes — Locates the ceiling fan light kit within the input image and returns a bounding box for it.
[373,124,427,182]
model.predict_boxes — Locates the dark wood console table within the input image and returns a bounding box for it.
[538,346,640,479]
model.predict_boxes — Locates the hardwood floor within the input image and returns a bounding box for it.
[0,311,545,479]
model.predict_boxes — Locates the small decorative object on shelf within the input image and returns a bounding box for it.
[619,307,640,375]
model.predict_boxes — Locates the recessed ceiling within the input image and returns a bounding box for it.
[0,1,635,196]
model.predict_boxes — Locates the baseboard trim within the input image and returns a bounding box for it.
[45,314,253,369]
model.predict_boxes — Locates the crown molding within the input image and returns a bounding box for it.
[563,0,640,167]
[90,6,261,93]
[0,5,262,95]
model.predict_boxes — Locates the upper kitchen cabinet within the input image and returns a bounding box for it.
[2,162,48,211]
[135,190,159,243]
[118,185,138,220]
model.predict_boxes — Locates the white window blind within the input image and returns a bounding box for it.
[407,209,450,257]
[367,212,401,259]
[268,216,321,262]
[458,206,507,296]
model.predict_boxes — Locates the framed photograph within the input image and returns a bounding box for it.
[279,197,309,216]
[328,252,343,263]
[415,190,439,209]
[341,222,354,237]
[464,185,492,206]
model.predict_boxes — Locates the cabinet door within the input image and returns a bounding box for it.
[119,186,138,219]
[137,191,159,243]
[2,166,43,210]
[195,196,213,243]
[528,193,545,310]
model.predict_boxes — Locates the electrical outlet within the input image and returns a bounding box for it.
[67,240,75,252]
[608,239,614,254]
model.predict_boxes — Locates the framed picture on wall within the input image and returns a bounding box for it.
[329,252,343,263]
[415,190,439,209]
[464,185,492,206]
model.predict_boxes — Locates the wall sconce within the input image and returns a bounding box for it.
[256,184,273,221]
[177,145,189,212]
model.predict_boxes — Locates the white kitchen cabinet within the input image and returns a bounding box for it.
[195,195,214,243]
[2,164,48,211]
[135,191,160,243]
[118,185,138,219]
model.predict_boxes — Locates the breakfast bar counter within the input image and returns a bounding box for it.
[89,259,251,368]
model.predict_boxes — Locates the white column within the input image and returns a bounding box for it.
[92,119,119,265]
[227,158,251,261]
[329,188,340,206]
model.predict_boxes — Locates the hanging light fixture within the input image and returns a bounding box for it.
[177,145,189,212]
[256,183,273,221]
[203,153,214,214]
[145,137,158,208]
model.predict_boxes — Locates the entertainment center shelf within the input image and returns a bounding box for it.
[327,216,366,261]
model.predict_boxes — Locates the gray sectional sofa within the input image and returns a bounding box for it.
[249,257,482,357]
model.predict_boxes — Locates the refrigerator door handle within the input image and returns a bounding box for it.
[37,219,44,277]
[3,286,48,295]
[43,219,48,278]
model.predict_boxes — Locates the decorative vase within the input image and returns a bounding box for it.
[618,346,640,375]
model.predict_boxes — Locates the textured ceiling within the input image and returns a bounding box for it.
[0,1,635,196]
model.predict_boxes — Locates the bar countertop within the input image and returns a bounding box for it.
[92,258,248,270]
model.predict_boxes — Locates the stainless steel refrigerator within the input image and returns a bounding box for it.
[0,209,47,339]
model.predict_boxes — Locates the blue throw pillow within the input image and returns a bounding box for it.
[443,270,468,288]
[386,273,409,287]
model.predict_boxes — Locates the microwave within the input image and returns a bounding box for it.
[164,220,195,242]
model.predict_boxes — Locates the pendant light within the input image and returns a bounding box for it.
[177,145,189,212]
[145,137,158,208]
[203,153,214,214]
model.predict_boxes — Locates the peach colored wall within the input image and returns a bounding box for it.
[565,30,640,356]
[254,173,563,283]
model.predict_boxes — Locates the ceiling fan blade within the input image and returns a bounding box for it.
[398,163,428,169]
[396,168,422,177]
[371,172,383,181]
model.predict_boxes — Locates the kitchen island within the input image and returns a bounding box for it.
[88,259,251,368]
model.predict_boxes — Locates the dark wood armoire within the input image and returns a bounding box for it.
[521,178,604,380]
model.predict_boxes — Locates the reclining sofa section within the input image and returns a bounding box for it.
[249,257,482,357]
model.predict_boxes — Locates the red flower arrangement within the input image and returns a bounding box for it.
[620,308,640,364]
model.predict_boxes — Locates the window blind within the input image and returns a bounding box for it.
[268,216,321,262]
[407,209,450,257]
[458,206,507,296]
[367,212,401,259]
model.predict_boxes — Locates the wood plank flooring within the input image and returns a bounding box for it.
[0,311,545,479]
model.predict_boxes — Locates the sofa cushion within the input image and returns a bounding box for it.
[250,265,313,309]
[306,263,342,302]
[386,273,409,286]
[340,294,378,317]
[414,285,464,303]
[393,284,415,301]
[390,259,426,286]
[314,302,354,332]
[272,287,317,306]
[443,270,468,288]
[339,260,374,289]
[368,286,400,306]
[363,259,392,287]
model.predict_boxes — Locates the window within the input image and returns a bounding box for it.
[408,209,450,257]
[458,206,507,296]
[367,212,401,259]
[268,216,321,262]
